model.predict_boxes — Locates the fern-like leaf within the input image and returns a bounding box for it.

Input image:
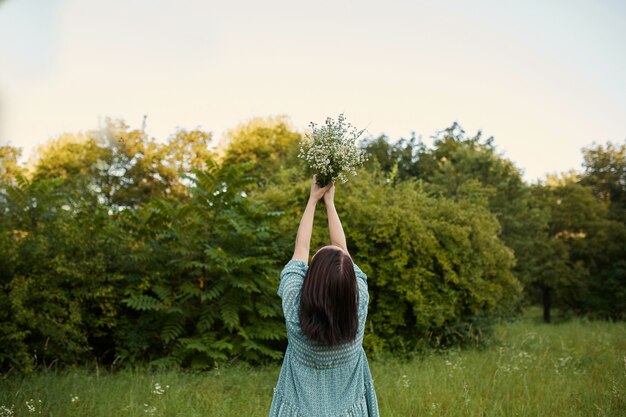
[123,294,161,311]
[161,314,185,343]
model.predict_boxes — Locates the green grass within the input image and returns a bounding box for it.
[1,307,625,416]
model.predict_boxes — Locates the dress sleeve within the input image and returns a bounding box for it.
[277,259,308,322]
[353,262,370,320]
[353,262,368,285]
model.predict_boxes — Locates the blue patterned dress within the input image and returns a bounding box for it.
[268,259,380,417]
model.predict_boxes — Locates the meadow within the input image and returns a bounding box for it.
[1,306,624,417]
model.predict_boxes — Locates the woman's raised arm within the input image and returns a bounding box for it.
[292,176,331,263]
[323,183,349,256]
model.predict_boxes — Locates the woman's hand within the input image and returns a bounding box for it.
[309,175,331,202]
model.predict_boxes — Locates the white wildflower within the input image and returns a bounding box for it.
[143,403,157,414]
[611,379,621,400]
[23,399,41,414]
[0,404,15,417]
[462,381,470,405]
[152,382,166,395]
[299,113,368,186]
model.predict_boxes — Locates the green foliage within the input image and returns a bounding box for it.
[577,141,626,319]
[1,117,624,373]
[339,170,522,352]
[0,143,25,186]
[362,133,427,180]
[531,174,626,319]
[363,126,626,323]
[29,118,216,211]
[580,140,626,223]
[0,175,126,371]
[363,124,547,299]
[221,115,302,184]
[118,159,286,368]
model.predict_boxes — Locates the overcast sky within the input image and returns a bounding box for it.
[1,0,624,183]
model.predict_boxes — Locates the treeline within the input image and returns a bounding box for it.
[0,116,624,372]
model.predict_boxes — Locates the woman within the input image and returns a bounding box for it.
[268,176,380,417]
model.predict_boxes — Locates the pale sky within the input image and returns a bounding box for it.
[1,0,624,183]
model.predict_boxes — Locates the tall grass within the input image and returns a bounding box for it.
[1,307,624,416]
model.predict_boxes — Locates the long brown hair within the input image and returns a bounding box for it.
[299,246,359,346]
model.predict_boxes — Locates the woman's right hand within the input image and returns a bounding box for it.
[309,175,331,202]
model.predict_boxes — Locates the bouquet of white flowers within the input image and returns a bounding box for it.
[298,113,368,187]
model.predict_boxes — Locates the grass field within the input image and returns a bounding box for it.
[1,306,625,417]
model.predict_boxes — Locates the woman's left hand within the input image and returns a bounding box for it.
[309,175,331,202]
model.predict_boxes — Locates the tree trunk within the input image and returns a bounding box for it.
[542,285,551,323]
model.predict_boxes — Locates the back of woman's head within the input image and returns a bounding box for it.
[299,246,359,346]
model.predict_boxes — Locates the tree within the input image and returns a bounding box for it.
[221,115,302,185]
[362,133,429,181]
[530,172,626,321]
[86,118,179,209]
[580,140,626,224]
[342,170,523,351]
[0,144,25,187]
[383,123,547,309]
[0,175,126,371]
[162,128,215,195]
[28,118,217,211]
[119,160,286,367]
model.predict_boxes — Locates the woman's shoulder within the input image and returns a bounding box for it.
[279,259,307,285]
[278,258,308,300]
[281,258,308,276]
[352,261,368,284]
